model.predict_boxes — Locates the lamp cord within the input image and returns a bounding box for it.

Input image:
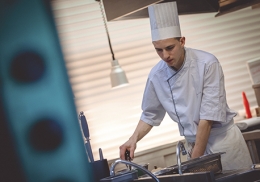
[99,1,115,60]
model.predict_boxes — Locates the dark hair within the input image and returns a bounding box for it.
[174,37,181,41]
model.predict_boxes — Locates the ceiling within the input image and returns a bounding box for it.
[96,0,260,21]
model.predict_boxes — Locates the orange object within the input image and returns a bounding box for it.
[242,92,252,119]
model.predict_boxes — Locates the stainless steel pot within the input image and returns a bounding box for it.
[153,152,225,176]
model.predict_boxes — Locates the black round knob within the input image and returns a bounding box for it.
[10,51,45,83]
[29,118,63,151]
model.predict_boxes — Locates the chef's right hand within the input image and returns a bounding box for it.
[119,139,136,161]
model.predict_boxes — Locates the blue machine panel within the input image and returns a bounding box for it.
[0,0,93,181]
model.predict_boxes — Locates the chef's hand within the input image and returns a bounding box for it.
[119,139,136,161]
[191,119,213,159]
[119,120,153,160]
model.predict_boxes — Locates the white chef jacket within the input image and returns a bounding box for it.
[140,47,252,170]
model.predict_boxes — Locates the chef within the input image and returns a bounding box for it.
[119,2,253,170]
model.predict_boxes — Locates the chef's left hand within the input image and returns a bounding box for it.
[191,119,213,158]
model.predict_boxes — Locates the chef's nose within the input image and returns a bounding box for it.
[162,50,170,60]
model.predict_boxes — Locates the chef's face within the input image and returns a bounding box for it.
[152,37,185,70]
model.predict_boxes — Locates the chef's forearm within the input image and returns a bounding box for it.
[191,119,213,158]
[129,120,153,143]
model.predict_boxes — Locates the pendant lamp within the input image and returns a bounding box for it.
[99,1,129,88]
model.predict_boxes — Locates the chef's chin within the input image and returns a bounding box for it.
[166,61,174,67]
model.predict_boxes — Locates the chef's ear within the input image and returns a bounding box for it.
[180,37,185,46]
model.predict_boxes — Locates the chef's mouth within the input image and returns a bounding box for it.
[166,59,173,63]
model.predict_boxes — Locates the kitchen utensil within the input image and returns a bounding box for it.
[108,159,159,182]
[153,152,224,176]
[125,150,132,170]
[91,159,110,182]
[132,163,149,177]
[99,148,104,160]
[79,111,94,162]
[101,170,138,182]
[179,152,224,174]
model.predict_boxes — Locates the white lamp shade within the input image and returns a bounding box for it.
[110,60,129,88]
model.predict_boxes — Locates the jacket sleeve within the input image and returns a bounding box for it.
[200,61,227,123]
[140,77,166,126]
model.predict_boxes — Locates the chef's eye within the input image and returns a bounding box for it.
[166,46,174,51]
[155,48,162,52]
